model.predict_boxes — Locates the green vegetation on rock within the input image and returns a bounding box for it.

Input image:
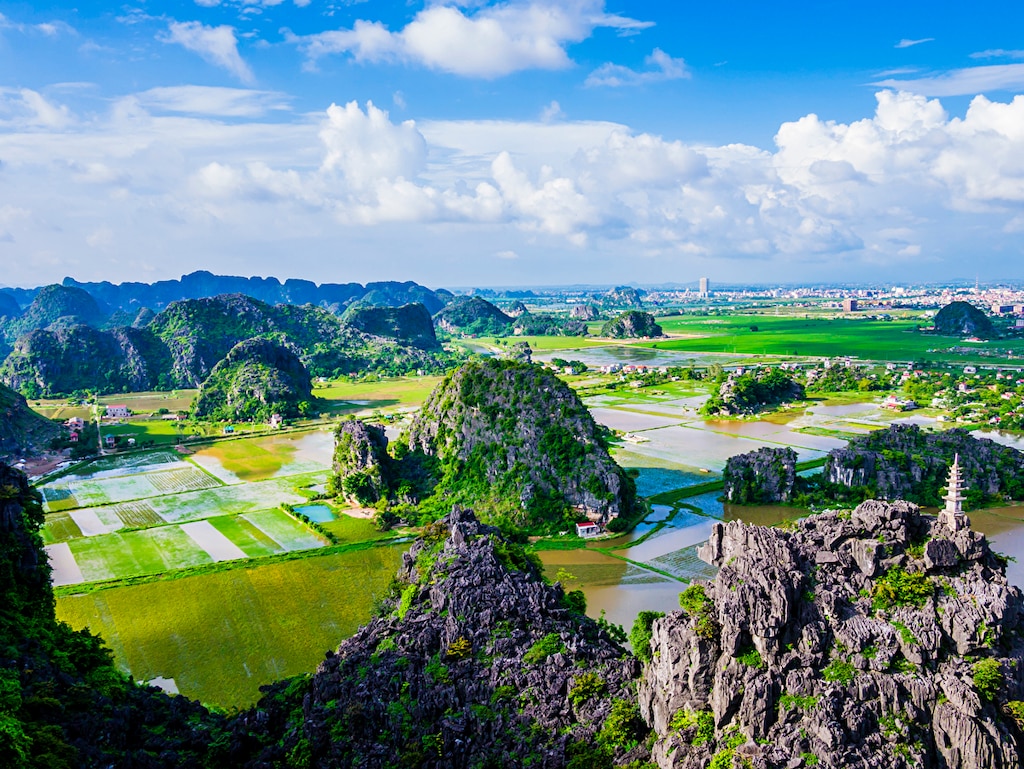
[191,338,316,422]
[599,310,662,339]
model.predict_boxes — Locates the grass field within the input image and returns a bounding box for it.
[102,419,186,446]
[648,314,1024,362]
[315,375,443,413]
[56,544,408,707]
[98,391,198,413]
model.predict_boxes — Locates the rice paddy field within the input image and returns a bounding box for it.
[315,375,443,414]
[647,314,1024,363]
[56,545,408,706]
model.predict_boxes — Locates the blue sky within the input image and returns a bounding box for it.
[1,1,1024,288]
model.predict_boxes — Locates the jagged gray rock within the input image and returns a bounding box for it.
[723,447,798,504]
[639,499,1024,769]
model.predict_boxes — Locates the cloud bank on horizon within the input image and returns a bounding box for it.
[0,0,1022,287]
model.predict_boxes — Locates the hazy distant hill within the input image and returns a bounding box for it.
[59,271,449,314]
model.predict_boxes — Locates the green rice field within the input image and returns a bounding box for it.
[56,545,407,706]
[315,375,443,413]
[648,314,1024,362]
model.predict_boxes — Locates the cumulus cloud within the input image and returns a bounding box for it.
[289,0,653,77]
[585,48,689,87]
[160,21,255,84]
[2,88,1024,285]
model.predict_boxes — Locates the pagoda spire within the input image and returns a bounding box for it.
[938,453,970,532]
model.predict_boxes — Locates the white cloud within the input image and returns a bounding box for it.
[134,86,291,117]
[2,87,1024,286]
[970,49,1024,60]
[895,37,934,48]
[0,13,76,37]
[319,101,426,187]
[0,88,72,128]
[540,100,564,122]
[495,249,519,259]
[586,48,689,87]
[290,0,653,78]
[871,63,1024,96]
[160,21,255,84]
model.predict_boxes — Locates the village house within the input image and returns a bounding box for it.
[105,404,130,419]
[104,435,116,448]
[65,416,85,431]
[575,522,601,538]
[269,414,284,429]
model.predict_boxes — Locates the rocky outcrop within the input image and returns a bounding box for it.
[723,447,797,504]
[505,341,533,363]
[1,284,107,342]
[571,304,599,321]
[639,500,1024,769]
[703,368,805,416]
[340,302,440,350]
[511,313,588,337]
[191,338,314,422]
[405,359,637,530]
[241,507,647,768]
[505,300,528,317]
[934,301,995,339]
[1,293,459,396]
[433,296,513,337]
[0,382,61,458]
[331,419,393,504]
[824,424,1024,507]
[600,311,663,339]
[601,286,645,308]
[0,324,170,396]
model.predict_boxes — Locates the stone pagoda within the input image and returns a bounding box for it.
[938,453,971,532]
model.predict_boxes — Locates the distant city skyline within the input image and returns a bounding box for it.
[1,1,1023,287]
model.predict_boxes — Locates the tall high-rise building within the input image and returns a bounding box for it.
[698,277,710,298]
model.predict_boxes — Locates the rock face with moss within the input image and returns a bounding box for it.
[340,302,439,350]
[600,311,662,339]
[2,293,459,396]
[0,284,107,343]
[403,359,637,531]
[825,424,1024,508]
[0,461,232,768]
[934,301,996,339]
[433,296,513,336]
[638,500,1024,769]
[192,338,314,422]
[0,382,60,458]
[241,507,648,768]
[331,419,393,504]
[723,447,797,504]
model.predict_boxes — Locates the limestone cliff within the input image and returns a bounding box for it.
[238,508,648,768]
[600,311,662,339]
[0,382,60,458]
[824,424,1024,507]
[723,447,797,504]
[639,500,1024,769]
[403,359,638,531]
[933,301,995,339]
[192,338,315,422]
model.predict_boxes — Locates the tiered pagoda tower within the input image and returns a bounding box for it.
[938,453,971,532]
